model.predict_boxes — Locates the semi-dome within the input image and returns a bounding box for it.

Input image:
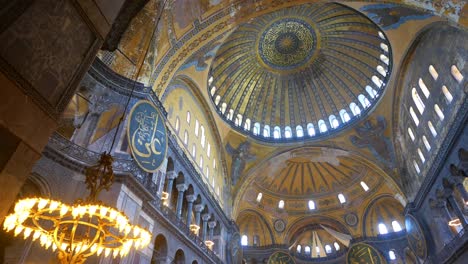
[208,2,392,142]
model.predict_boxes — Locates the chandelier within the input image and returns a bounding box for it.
[2,153,151,264]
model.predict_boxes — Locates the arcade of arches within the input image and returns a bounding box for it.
[0,1,467,264]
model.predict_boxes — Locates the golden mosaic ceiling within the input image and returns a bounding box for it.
[209,2,392,142]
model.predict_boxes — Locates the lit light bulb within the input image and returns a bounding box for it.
[104,248,111,257]
[124,225,131,235]
[38,199,48,210]
[52,244,57,252]
[32,231,41,241]
[97,246,104,256]
[113,249,119,258]
[109,210,118,220]
[133,227,140,237]
[100,206,108,216]
[49,201,59,211]
[14,225,24,237]
[60,205,68,216]
[23,228,32,239]
[88,205,97,215]
[90,244,97,253]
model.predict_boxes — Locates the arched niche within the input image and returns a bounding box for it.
[362,195,405,237]
[174,249,185,264]
[151,234,168,263]
[236,210,274,246]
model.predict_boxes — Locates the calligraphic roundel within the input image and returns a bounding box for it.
[127,100,167,172]
[268,251,295,264]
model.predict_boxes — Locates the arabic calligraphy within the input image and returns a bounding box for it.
[347,243,383,264]
[128,100,167,172]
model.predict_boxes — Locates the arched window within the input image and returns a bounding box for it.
[417,148,425,163]
[329,115,339,129]
[207,143,211,157]
[366,85,377,99]
[412,88,425,114]
[200,126,205,148]
[285,126,292,138]
[434,104,444,120]
[195,120,199,136]
[408,127,415,141]
[175,117,180,132]
[304,246,311,254]
[208,76,214,85]
[221,103,227,114]
[308,200,316,210]
[409,107,419,126]
[296,125,304,137]
[392,221,402,232]
[360,181,369,191]
[422,135,431,151]
[273,126,281,139]
[192,144,196,157]
[372,75,383,88]
[278,200,284,209]
[350,102,361,116]
[316,246,320,254]
[325,245,332,254]
[253,123,260,135]
[186,111,191,124]
[297,245,302,253]
[199,156,203,168]
[380,43,389,52]
[235,114,242,126]
[184,130,188,145]
[413,160,420,174]
[307,123,315,136]
[378,223,388,234]
[227,109,234,120]
[418,78,430,98]
[358,94,371,108]
[215,95,221,105]
[241,235,248,246]
[213,159,216,169]
[210,86,216,96]
[378,31,385,39]
[380,54,389,65]
[205,167,209,178]
[442,86,453,103]
[428,121,437,137]
[263,125,270,137]
[389,250,396,260]
[334,242,340,251]
[244,118,251,131]
[338,193,346,204]
[340,109,351,123]
[256,193,263,203]
[318,120,328,133]
[429,65,438,80]
[376,65,387,77]
[451,65,464,83]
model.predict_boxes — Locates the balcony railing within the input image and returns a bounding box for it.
[44,133,223,263]
[425,228,467,263]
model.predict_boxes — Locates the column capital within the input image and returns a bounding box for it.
[194,204,204,212]
[201,213,211,221]
[208,221,217,229]
[176,183,186,192]
[186,194,196,203]
[167,171,177,180]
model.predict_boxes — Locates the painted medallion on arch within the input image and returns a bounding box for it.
[268,251,295,264]
[347,243,383,264]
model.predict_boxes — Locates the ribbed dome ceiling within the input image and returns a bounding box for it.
[209,3,392,142]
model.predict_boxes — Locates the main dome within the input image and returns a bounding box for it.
[208,3,392,142]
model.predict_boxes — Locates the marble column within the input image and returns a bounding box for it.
[176,184,186,219]
[165,171,177,207]
[186,195,196,226]
[194,204,204,232]
[208,220,217,241]
[201,213,211,241]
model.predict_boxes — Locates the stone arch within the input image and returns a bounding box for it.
[151,234,168,263]
[362,195,405,237]
[236,209,275,246]
[174,248,185,264]
[182,184,195,223]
